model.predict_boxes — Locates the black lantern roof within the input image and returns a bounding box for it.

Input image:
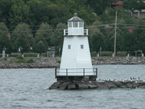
[68,13,84,22]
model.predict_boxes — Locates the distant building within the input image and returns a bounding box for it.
[128,27,135,32]
[105,25,135,34]
[111,1,123,8]
[111,0,145,18]
[132,9,145,18]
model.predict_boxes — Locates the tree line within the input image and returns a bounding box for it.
[0,22,66,54]
[1,0,118,31]
[0,0,145,55]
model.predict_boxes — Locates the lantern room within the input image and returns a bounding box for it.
[64,13,88,36]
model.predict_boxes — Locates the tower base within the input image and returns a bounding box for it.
[56,76,97,82]
[49,79,145,90]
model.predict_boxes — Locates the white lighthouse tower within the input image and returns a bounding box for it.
[56,13,97,81]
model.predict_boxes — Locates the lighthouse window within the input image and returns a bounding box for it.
[73,22,78,27]
[68,22,72,27]
[68,45,71,49]
[79,22,83,27]
[81,45,84,49]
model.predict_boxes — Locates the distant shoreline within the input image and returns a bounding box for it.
[92,57,145,65]
[0,63,144,69]
[0,57,144,69]
[0,63,59,69]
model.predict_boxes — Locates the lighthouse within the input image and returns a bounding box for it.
[49,15,145,89]
[55,13,97,82]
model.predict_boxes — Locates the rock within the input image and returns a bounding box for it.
[110,62,115,64]
[91,59,94,62]
[76,82,88,89]
[59,82,70,90]
[104,82,118,89]
[132,83,139,88]
[125,83,133,88]
[119,82,127,88]
[68,83,76,90]
[94,81,105,85]
[94,81,108,89]
[133,57,137,60]
[7,59,11,61]
[111,81,125,88]
[100,61,104,64]
[97,84,109,89]
[122,62,127,64]
[131,62,137,64]
[49,82,61,89]
[138,86,145,88]
[49,79,145,90]
[88,83,97,89]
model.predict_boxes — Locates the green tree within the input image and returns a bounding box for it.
[139,31,145,52]
[122,32,138,53]
[36,41,47,56]
[14,33,30,52]
[67,0,77,14]
[123,0,138,11]
[34,36,47,52]
[85,0,118,15]
[133,19,145,50]
[90,29,106,52]
[107,28,124,53]
[0,22,12,53]
[138,0,145,11]
[48,4,68,26]
[101,10,114,24]
[108,8,132,24]
[0,0,13,29]
[51,23,67,46]
[27,0,68,30]
[8,0,30,31]
[87,20,103,34]
[35,22,52,46]
[123,0,145,11]
[27,0,50,30]
[11,23,32,52]
[77,8,97,25]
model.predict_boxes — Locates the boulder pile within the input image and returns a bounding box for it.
[49,79,145,90]
[92,57,145,65]
[0,63,59,68]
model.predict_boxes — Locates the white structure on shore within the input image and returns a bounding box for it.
[56,13,97,79]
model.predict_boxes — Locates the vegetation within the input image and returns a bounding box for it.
[0,23,12,54]
[36,41,47,56]
[26,58,34,63]
[16,55,25,63]
[0,0,145,55]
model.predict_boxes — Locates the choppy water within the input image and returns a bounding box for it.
[0,65,145,109]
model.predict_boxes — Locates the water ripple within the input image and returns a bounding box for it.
[0,66,145,109]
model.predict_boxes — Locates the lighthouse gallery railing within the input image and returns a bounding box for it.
[55,68,97,77]
[64,29,88,36]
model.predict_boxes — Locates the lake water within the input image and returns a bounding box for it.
[0,65,145,109]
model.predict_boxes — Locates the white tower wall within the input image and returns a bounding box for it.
[59,36,94,76]
[57,13,96,77]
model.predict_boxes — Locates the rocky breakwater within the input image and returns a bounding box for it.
[92,57,145,65]
[0,57,145,68]
[0,57,60,68]
[49,79,145,90]
[0,63,59,69]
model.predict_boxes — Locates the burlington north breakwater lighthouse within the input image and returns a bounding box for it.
[49,13,145,90]
[49,13,97,89]
[58,13,97,81]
